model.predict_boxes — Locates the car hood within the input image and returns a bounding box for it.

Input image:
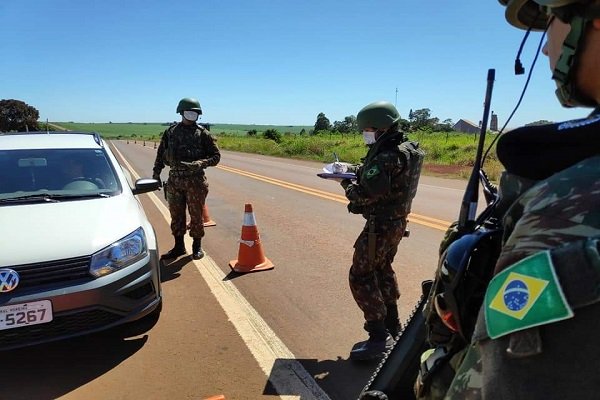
[0,194,148,267]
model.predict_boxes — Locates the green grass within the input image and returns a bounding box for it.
[53,122,502,180]
[55,122,167,140]
[210,123,312,136]
[55,122,313,138]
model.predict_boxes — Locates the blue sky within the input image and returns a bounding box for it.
[1,0,589,129]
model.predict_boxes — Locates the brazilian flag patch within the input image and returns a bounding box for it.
[484,251,573,339]
[365,165,380,179]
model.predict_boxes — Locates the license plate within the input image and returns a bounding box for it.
[0,300,53,330]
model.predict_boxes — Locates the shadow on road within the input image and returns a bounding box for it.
[160,256,193,282]
[264,357,379,400]
[0,333,148,400]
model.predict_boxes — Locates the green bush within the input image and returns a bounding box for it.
[263,128,282,143]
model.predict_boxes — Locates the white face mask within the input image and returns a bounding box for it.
[183,110,199,122]
[362,131,377,145]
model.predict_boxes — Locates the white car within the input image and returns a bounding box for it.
[0,131,162,350]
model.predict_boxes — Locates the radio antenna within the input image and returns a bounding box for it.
[458,69,495,233]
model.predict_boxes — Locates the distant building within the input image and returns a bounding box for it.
[490,112,499,132]
[453,119,480,134]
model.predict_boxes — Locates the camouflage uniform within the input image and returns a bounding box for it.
[153,122,220,240]
[444,112,600,399]
[341,130,424,326]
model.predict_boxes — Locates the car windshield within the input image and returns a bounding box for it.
[0,148,121,201]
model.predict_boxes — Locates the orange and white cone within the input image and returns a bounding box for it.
[229,204,274,273]
[203,204,216,227]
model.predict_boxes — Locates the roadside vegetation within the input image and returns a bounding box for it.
[0,98,504,180]
[55,121,503,180]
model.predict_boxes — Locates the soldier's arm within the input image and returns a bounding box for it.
[153,130,169,175]
[202,131,221,167]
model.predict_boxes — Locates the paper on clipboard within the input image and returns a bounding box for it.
[318,162,356,180]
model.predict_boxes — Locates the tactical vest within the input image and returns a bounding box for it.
[165,123,210,169]
[358,133,425,218]
[398,141,425,215]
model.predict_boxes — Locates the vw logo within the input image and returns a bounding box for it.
[0,269,20,293]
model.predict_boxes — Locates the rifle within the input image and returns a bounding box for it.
[359,69,497,400]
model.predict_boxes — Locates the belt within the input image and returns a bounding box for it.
[169,169,202,177]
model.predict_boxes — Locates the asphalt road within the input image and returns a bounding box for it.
[1,140,486,400]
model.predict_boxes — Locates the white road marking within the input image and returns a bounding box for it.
[112,143,331,400]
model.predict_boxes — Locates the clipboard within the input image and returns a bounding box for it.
[317,172,357,180]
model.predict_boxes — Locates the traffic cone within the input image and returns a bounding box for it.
[229,204,274,273]
[187,204,216,230]
[203,204,216,227]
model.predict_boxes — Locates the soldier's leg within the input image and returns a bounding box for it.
[377,219,406,336]
[163,176,187,259]
[349,228,387,322]
[349,226,391,360]
[186,175,208,259]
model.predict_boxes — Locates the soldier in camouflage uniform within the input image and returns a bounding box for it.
[153,97,221,260]
[338,101,425,360]
[439,1,600,398]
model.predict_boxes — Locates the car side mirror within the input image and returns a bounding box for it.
[132,178,161,195]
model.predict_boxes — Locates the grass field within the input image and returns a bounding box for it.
[53,122,502,180]
[54,122,313,138]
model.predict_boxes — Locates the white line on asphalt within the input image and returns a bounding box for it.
[112,143,331,400]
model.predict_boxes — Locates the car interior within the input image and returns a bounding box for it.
[0,149,120,197]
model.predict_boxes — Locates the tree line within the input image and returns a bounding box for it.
[312,108,455,135]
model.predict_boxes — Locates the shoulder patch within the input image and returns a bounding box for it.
[365,164,381,179]
[484,251,573,339]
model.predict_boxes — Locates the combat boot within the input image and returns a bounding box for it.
[349,320,393,361]
[385,303,402,338]
[161,236,186,259]
[192,238,204,260]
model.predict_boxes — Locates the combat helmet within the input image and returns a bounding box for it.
[357,101,401,131]
[176,97,203,115]
[499,0,600,107]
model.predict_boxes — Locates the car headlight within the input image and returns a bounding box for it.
[90,227,148,277]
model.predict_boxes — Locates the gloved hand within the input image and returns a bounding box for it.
[152,172,162,188]
[181,160,207,171]
[332,162,348,173]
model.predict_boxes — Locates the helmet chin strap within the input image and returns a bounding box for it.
[553,15,596,107]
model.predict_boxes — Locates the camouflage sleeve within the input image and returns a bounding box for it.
[443,344,482,400]
[153,129,169,175]
[342,150,405,206]
[341,177,371,205]
[202,130,221,167]
[494,157,600,273]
